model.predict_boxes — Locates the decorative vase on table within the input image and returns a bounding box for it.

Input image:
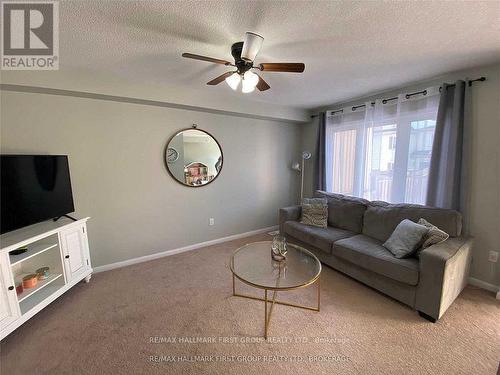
[271,235,287,262]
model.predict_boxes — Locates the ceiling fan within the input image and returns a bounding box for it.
[182,32,305,93]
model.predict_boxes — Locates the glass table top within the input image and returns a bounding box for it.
[230,241,321,290]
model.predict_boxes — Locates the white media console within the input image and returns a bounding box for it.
[0,217,92,340]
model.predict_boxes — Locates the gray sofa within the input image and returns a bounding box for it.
[279,191,473,322]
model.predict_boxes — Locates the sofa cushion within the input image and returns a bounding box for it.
[284,221,355,254]
[333,234,420,285]
[315,191,368,233]
[383,219,428,258]
[363,202,462,242]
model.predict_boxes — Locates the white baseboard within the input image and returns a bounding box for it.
[468,277,499,293]
[93,225,278,273]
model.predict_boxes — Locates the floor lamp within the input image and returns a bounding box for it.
[292,151,312,203]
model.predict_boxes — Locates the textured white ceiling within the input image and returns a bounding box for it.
[53,1,500,109]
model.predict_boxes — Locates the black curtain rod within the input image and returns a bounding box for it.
[311,76,486,119]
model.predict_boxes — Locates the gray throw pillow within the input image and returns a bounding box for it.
[417,218,449,253]
[300,198,328,228]
[383,219,428,258]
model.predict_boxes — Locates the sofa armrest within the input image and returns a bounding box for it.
[278,206,301,234]
[415,237,473,320]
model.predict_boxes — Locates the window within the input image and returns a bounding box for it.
[388,135,396,150]
[325,88,440,204]
[330,128,357,194]
[405,120,436,204]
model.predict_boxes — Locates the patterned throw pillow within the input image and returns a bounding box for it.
[300,198,328,228]
[417,218,449,253]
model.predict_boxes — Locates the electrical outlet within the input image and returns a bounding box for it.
[209,218,215,226]
[488,251,498,263]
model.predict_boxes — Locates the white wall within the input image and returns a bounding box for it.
[0,91,301,267]
[302,63,500,287]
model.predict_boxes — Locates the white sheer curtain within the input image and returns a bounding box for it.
[325,86,440,204]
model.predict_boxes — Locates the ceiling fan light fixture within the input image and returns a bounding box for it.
[241,32,264,62]
[242,71,259,93]
[182,32,305,94]
[241,80,255,93]
[225,72,241,90]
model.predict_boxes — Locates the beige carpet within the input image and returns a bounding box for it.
[1,233,499,374]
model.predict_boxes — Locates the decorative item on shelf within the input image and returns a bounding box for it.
[15,280,23,295]
[271,235,288,262]
[9,246,28,256]
[22,274,38,289]
[36,267,50,280]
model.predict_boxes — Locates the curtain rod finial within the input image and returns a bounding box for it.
[469,76,486,86]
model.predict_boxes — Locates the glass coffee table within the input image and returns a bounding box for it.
[230,241,321,338]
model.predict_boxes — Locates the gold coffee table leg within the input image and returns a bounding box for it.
[317,275,321,312]
[232,275,321,338]
[264,289,278,339]
[264,289,268,339]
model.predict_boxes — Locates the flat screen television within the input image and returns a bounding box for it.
[1,155,75,234]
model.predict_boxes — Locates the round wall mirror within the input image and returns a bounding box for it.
[165,127,223,187]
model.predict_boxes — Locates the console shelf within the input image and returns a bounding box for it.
[19,282,66,316]
[9,242,59,266]
[17,274,63,303]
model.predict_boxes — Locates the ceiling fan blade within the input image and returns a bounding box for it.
[258,63,305,73]
[182,53,232,66]
[207,71,234,85]
[255,74,270,91]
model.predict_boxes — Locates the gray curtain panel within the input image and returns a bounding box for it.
[314,112,326,191]
[426,80,471,217]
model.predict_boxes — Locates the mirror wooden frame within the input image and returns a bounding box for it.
[164,126,223,188]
